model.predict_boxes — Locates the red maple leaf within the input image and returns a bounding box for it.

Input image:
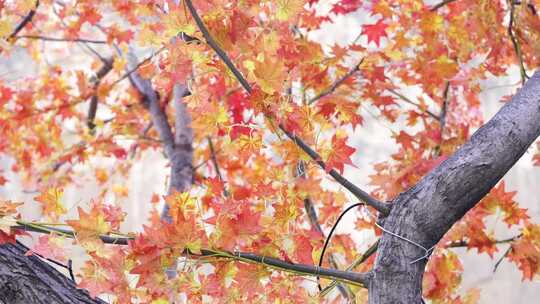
[362,18,388,46]
[326,135,356,174]
[331,0,362,15]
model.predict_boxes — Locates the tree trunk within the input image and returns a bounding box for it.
[0,242,105,304]
[369,71,540,303]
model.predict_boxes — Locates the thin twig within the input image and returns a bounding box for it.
[439,82,450,142]
[15,35,107,44]
[67,259,76,282]
[207,137,224,181]
[16,240,74,280]
[387,88,440,120]
[297,162,352,300]
[11,222,371,286]
[318,203,363,291]
[282,127,390,215]
[110,47,165,89]
[508,0,529,85]
[493,245,513,273]
[308,58,365,105]
[184,0,252,93]
[184,0,389,215]
[207,137,229,197]
[445,233,522,248]
[430,0,457,11]
[320,240,379,296]
[8,0,39,39]
[88,57,114,131]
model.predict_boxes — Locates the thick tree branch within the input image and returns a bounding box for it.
[184,0,388,215]
[126,50,176,158]
[126,50,193,225]
[168,83,194,194]
[369,70,540,303]
[0,241,105,304]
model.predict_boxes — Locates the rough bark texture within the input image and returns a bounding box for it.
[369,71,540,303]
[0,242,104,304]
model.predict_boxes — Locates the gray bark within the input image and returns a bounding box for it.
[0,242,105,304]
[126,52,193,220]
[368,71,540,303]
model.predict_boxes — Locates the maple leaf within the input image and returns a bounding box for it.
[67,206,111,243]
[276,0,305,21]
[34,188,67,221]
[362,18,388,47]
[331,0,362,15]
[26,235,68,263]
[0,230,16,245]
[325,134,356,174]
[0,200,22,217]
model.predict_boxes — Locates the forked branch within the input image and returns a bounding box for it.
[184,0,390,215]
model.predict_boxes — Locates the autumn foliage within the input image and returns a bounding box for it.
[1,0,540,303]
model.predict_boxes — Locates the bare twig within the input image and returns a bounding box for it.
[308,58,365,105]
[493,245,513,273]
[430,0,457,11]
[126,50,176,157]
[111,48,165,88]
[320,240,379,296]
[15,35,107,44]
[185,0,389,215]
[387,88,439,120]
[87,57,114,131]
[446,233,522,249]
[208,137,224,182]
[508,0,529,85]
[297,162,352,300]
[8,0,39,39]
[439,82,450,134]
[15,240,74,281]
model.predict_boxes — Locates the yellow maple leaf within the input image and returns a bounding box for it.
[67,207,111,243]
[0,20,13,39]
[276,0,304,21]
[34,188,67,220]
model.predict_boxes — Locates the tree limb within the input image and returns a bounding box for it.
[369,70,540,303]
[87,57,114,131]
[387,88,439,120]
[184,0,389,215]
[15,35,106,44]
[308,58,364,105]
[11,222,370,287]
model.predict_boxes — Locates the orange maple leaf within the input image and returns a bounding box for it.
[67,206,111,243]
[326,134,356,174]
[34,188,67,221]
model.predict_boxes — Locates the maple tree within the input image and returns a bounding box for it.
[0,0,539,303]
